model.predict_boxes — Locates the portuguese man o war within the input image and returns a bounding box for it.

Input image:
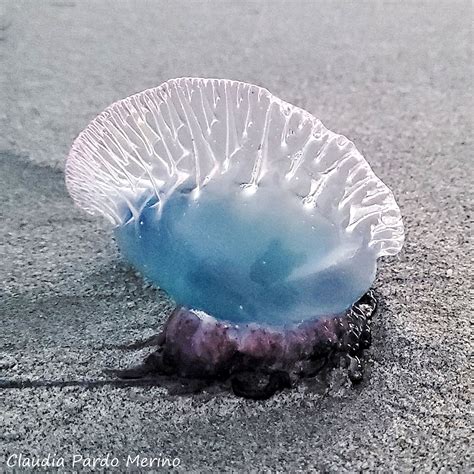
[66,78,404,398]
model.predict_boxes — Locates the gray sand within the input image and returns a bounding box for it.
[1,1,472,472]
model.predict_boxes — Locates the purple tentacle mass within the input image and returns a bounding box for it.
[118,292,377,397]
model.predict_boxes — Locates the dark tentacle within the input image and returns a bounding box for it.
[107,332,166,351]
[346,354,364,383]
[105,350,169,379]
[231,371,292,400]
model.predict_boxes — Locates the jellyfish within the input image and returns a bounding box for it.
[66,78,404,398]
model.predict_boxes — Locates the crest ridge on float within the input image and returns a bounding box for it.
[66,77,404,259]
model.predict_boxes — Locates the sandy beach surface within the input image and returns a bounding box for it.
[1,1,472,471]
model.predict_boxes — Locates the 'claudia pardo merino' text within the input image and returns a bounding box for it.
[6,453,181,469]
